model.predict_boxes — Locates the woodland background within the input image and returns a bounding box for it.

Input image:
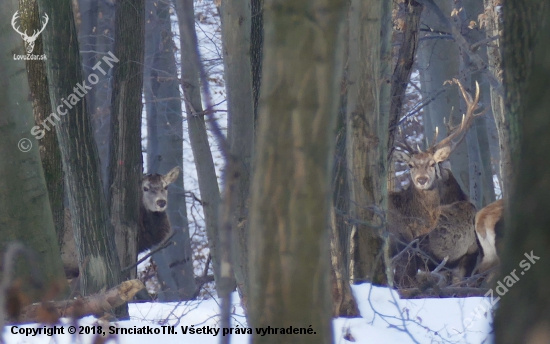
[0,0,549,343]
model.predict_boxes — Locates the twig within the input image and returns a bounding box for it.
[121,232,175,274]
[415,0,503,95]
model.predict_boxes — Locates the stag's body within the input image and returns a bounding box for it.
[61,167,180,278]
[389,167,478,286]
[389,80,483,287]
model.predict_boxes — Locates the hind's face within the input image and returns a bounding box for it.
[142,177,169,212]
[142,167,180,212]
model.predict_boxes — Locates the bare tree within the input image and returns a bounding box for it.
[108,0,145,280]
[20,0,66,248]
[248,0,347,342]
[144,0,195,300]
[0,0,66,292]
[37,0,122,298]
[173,0,223,291]
[346,0,392,284]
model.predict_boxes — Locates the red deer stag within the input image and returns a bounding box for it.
[475,199,504,274]
[61,167,180,279]
[389,80,484,287]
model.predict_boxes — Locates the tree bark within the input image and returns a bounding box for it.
[36,0,122,297]
[144,0,196,301]
[108,0,145,280]
[173,0,223,292]
[346,0,391,284]
[220,0,255,309]
[20,0,66,248]
[0,0,66,293]
[248,0,346,342]
[494,2,550,342]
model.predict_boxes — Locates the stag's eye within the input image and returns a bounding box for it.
[143,187,149,192]
[408,164,414,169]
[429,161,436,167]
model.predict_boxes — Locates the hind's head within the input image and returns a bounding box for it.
[142,166,180,212]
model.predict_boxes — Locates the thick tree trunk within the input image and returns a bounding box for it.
[220,0,255,309]
[108,0,145,280]
[144,0,196,301]
[346,0,391,284]
[20,0,66,248]
[248,0,346,342]
[0,0,66,292]
[494,1,550,342]
[37,0,122,297]
[173,0,222,289]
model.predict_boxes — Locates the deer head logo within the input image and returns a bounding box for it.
[11,11,49,54]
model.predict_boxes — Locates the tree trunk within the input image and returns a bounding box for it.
[88,0,115,195]
[330,52,360,318]
[417,2,470,193]
[0,0,66,292]
[346,0,391,284]
[173,0,222,288]
[220,0,255,309]
[482,0,504,196]
[36,0,122,297]
[20,0,66,248]
[108,0,145,280]
[250,0,264,122]
[494,1,550,342]
[144,0,196,301]
[248,0,346,342]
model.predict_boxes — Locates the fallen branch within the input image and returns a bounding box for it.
[397,286,489,299]
[16,279,144,324]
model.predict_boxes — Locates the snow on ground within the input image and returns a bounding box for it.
[3,283,493,344]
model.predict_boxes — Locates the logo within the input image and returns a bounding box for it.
[12,10,48,58]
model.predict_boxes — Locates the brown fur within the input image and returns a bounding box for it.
[138,202,171,252]
[389,166,478,287]
[475,199,504,273]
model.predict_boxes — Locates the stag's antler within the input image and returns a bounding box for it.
[395,127,417,155]
[429,79,486,153]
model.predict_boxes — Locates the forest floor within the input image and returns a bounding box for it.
[2,283,493,344]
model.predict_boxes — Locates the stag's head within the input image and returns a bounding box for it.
[142,167,180,212]
[394,79,483,190]
[11,11,49,54]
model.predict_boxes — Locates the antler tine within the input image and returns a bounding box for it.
[396,127,416,154]
[433,79,482,152]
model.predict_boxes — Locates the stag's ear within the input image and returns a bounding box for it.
[393,150,411,163]
[162,166,180,185]
[433,146,451,162]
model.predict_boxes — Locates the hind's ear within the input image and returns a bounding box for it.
[162,166,180,185]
